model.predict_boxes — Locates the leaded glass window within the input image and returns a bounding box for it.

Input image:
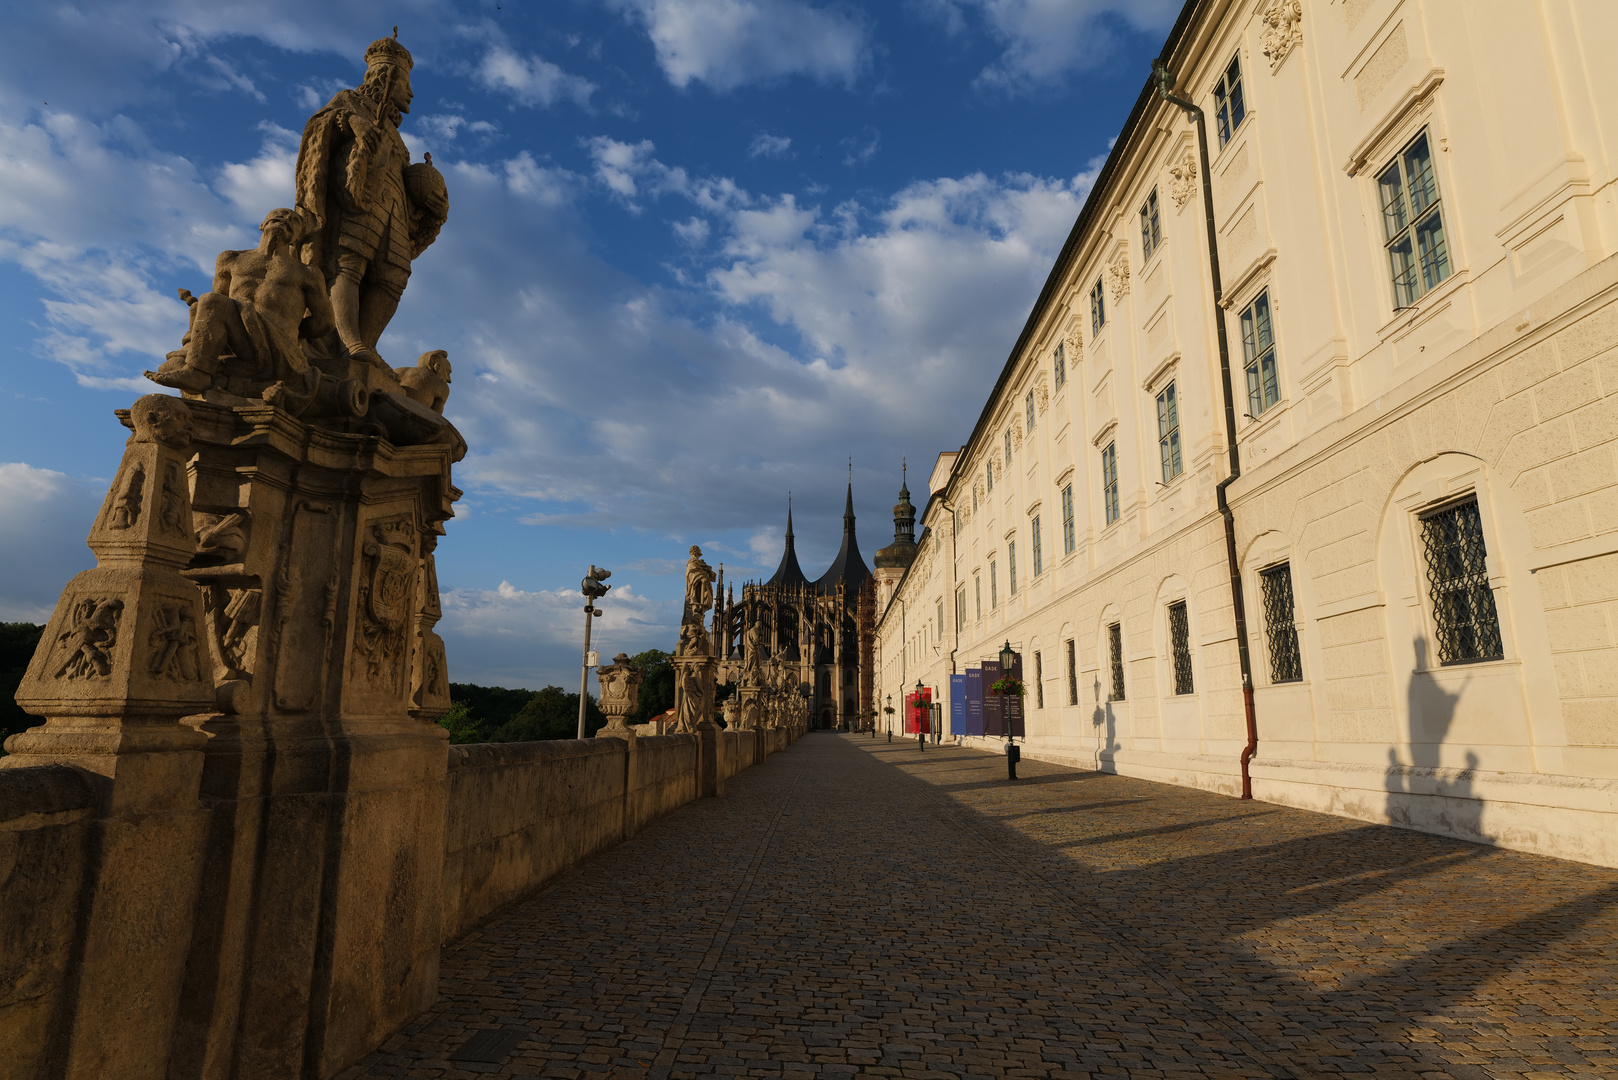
[1379,131,1451,308]
[1241,290,1280,418]
[1066,639,1078,705]
[1140,188,1162,262]
[1034,651,1044,709]
[1090,277,1106,336]
[1420,497,1504,664]
[1061,483,1076,554]
[1260,563,1303,683]
[1168,601,1193,694]
[1107,622,1125,701]
[1102,443,1120,525]
[1031,515,1043,576]
[1214,54,1245,148]
[1157,381,1183,483]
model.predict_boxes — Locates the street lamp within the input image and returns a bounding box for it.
[915,678,926,752]
[578,566,611,739]
[998,640,1018,779]
[885,694,894,743]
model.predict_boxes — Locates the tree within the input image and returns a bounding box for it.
[491,685,604,741]
[0,623,46,755]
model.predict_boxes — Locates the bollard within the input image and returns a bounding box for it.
[1006,741,1019,780]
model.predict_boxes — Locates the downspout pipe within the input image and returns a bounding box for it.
[1152,59,1260,800]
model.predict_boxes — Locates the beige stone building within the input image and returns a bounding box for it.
[877,0,1618,866]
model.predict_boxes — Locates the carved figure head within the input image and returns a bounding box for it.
[418,349,452,382]
[259,207,304,250]
[130,394,193,449]
[362,32,415,116]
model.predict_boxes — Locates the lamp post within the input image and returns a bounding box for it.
[999,640,1018,780]
[915,678,926,752]
[578,565,611,739]
[885,694,893,743]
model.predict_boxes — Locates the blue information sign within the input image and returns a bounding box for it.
[964,667,984,737]
[949,674,965,737]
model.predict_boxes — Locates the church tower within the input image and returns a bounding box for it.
[873,464,919,614]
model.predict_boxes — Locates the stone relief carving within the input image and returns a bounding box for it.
[1108,256,1131,302]
[159,462,188,536]
[1168,150,1199,211]
[1036,373,1050,413]
[148,601,202,681]
[354,517,415,690]
[109,464,145,530]
[54,598,124,679]
[596,653,642,726]
[1011,423,1023,450]
[1261,0,1303,73]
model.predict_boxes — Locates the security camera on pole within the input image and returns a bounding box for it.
[578,565,611,739]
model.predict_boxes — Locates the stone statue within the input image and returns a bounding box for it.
[675,663,705,731]
[146,208,332,395]
[395,350,452,413]
[295,30,449,365]
[678,545,716,657]
[743,612,766,676]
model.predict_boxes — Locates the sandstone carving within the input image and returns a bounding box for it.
[1108,256,1131,302]
[354,517,416,690]
[679,545,716,657]
[397,350,453,413]
[53,598,125,679]
[1168,150,1199,210]
[1261,0,1303,72]
[595,653,643,736]
[147,602,201,681]
[108,464,144,529]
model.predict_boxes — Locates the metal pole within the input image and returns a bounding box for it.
[577,603,594,739]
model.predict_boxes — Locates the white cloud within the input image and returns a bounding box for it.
[612,0,869,91]
[0,463,103,622]
[438,579,672,686]
[924,0,1181,90]
[839,126,879,166]
[748,132,792,158]
[476,45,596,108]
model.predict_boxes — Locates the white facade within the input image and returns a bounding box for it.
[877,0,1618,866]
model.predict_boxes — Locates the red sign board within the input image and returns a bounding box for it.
[904,687,933,733]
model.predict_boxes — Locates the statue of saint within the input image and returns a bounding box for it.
[146,208,333,394]
[294,30,448,366]
[743,613,766,675]
[678,545,716,656]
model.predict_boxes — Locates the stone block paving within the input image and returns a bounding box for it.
[338,735,1618,1080]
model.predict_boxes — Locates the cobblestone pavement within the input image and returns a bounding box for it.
[340,734,1618,1080]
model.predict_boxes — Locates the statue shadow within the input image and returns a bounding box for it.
[1385,638,1486,846]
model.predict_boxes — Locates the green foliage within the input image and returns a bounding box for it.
[440,680,605,743]
[626,649,675,724]
[0,623,46,755]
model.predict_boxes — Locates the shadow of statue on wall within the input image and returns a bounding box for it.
[1091,674,1119,773]
[1385,637,1487,845]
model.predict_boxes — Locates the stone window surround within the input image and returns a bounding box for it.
[1154,581,1198,698]
[1244,535,1313,689]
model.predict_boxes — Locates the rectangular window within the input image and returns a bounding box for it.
[1214,53,1246,147]
[1065,639,1078,705]
[1054,342,1066,391]
[1090,277,1106,335]
[986,459,994,494]
[1379,131,1452,308]
[974,574,982,620]
[1031,515,1043,576]
[1259,563,1303,683]
[1026,390,1036,432]
[1421,497,1504,664]
[1008,540,1018,595]
[937,599,945,641]
[990,560,999,608]
[1168,601,1194,694]
[1240,290,1280,418]
[1061,484,1076,554]
[1107,623,1125,701]
[1034,651,1044,709]
[972,485,979,512]
[1140,188,1162,262]
[1004,429,1013,467]
[1156,381,1183,484]
[1101,443,1120,526]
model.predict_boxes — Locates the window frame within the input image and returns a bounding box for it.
[1213,53,1246,148]
[1090,277,1106,336]
[1239,289,1281,419]
[955,585,966,633]
[1026,390,1036,432]
[1061,483,1076,554]
[1034,650,1044,709]
[1378,129,1452,309]
[1008,539,1018,596]
[1004,429,1013,467]
[990,560,999,609]
[986,458,994,494]
[1107,622,1125,701]
[1419,495,1504,665]
[1065,639,1078,706]
[1053,342,1066,391]
[974,574,982,621]
[1031,514,1043,577]
[1259,562,1304,683]
[1156,380,1183,484]
[1101,442,1120,526]
[1167,600,1194,695]
[1140,188,1163,263]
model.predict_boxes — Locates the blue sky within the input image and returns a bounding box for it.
[0,0,1177,688]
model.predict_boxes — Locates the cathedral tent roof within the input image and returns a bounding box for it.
[765,502,809,588]
[813,482,870,595]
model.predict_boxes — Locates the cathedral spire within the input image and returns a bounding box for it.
[767,494,808,588]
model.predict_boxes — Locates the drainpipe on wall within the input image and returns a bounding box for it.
[1152,59,1260,800]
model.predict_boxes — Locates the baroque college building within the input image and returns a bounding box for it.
[877,0,1618,866]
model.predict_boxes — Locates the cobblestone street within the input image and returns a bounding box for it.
[341,734,1618,1079]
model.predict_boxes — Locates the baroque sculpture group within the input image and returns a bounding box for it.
[3,34,467,1079]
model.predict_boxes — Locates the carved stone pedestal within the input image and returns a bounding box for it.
[164,399,460,1080]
